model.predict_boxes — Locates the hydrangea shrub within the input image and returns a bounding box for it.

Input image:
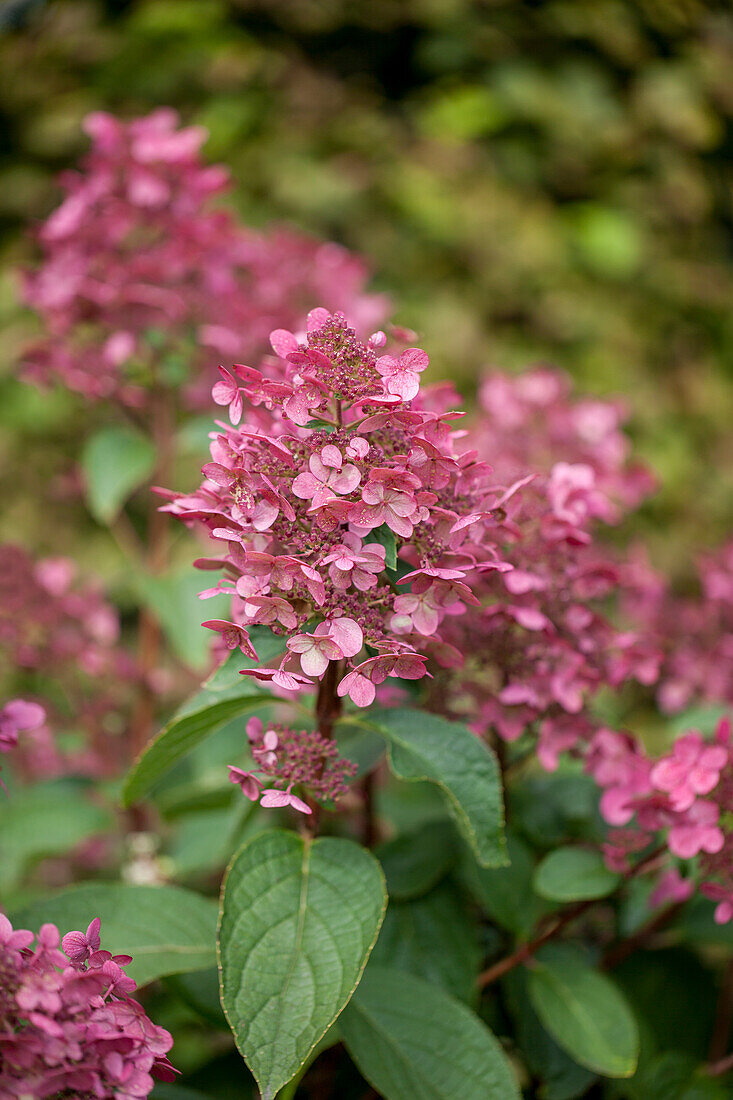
[3,112,732,1100]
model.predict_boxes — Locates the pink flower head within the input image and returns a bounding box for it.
[548,462,613,529]
[227,765,263,801]
[375,348,429,401]
[650,732,727,811]
[62,917,102,967]
[701,882,733,925]
[201,619,257,658]
[667,800,724,859]
[351,482,418,538]
[212,366,244,425]
[649,868,694,910]
[0,698,46,753]
[259,784,312,814]
[0,912,34,952]
[321,533,386,591]
[293,452,361,506]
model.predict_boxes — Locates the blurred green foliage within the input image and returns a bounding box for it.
[0,0,732,567]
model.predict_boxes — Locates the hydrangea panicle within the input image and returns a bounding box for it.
[167,308,519,712]
[22,110,387,410]
[0,914,176,1097]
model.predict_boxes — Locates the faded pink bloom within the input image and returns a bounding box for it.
[375,348,429,401]
[649,869,694,909]
[260,785,312,814]
[0,698,46,753]
[0,915,176,1097]
[650,732,727,811]
[668,801,724,859]
[227,765,263,801]
[293,452,361,505]
[62,918,102,967]
[201,619,257,658]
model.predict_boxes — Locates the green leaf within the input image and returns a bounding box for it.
[460,830,542,937]
[13,883,217,987]
[376,818,456,900]
[366,523,397,569]
[371,880,481,1002]
[527,944,639,1078]
[0,781,112,890]
[166,967,228,1028]
[340,965,520,1099]
[122,631,283,806]
[137,567,229,668]
[218,831,386,1100]
[81,424,156,523]
[534,846,620,903]
[367,709,507,867]
[504,968,596,1100]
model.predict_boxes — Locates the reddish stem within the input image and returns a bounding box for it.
[477,846,667,990]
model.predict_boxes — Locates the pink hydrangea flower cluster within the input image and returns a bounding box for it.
[0,544,136,778]
[0,698,46,791]
[164,308,519,707]
[440,368,659,767]
[22,109,386,409]
[586,717,733,923]
[0,914,176,1098]
[227,715,357,814]
[476,368,655,514]
[624,540,733,715]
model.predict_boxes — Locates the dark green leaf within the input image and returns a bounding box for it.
[376,818,457,900]
[504,968,596,1100]
[368,709,507,867]
[13,883,217,986]
[218,831,386,1100]
[340,965,520,1099]
[461,830,542,937]
[81,424,156,523]
[122,632,282,806]
[371,879,481,1002]
[528,944,639,1078]
[534,846,620,903]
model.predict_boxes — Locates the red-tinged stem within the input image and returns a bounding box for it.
[477,846,667,990]
[477,898,598,989]
[361,770,377,848]
[302,660,345,838]
[602,899,685,969]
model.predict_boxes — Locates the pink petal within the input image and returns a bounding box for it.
[329,617,364,658]
[307,307,331,332]
[270,328,299,358]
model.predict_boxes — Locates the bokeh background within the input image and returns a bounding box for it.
[1,0,732,569]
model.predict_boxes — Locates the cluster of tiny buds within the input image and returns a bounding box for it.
[227,716,357,815]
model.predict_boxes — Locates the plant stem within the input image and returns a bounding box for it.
[477,845,666,989]
[361,769,377,847]
[602,899,684,969]
[477,898,597,988]
[303,660,345,837]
